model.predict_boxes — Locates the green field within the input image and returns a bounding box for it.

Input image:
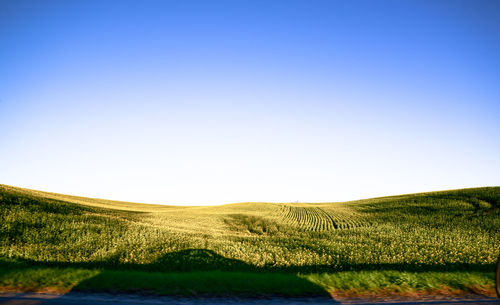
[0,184,499,297]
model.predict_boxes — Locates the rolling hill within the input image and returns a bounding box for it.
[0,184,498,297]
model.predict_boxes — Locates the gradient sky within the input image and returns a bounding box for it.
[1,0,499,205]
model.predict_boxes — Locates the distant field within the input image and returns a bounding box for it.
[0,184,499,297]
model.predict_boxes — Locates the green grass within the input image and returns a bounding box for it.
[0,184,499,297]
[0,266,494,297]
[0,266,325,296]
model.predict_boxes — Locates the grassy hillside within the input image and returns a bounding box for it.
[0,184,499,297]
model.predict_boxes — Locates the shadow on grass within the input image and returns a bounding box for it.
[0,250,496,297]
[0,250,332,297]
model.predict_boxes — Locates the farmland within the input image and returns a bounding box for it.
[0,184,499,297]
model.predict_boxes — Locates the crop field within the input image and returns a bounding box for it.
[0,184,499,297]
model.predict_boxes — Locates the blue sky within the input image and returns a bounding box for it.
[1,0,499,205]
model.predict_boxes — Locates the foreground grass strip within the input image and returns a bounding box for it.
[0,267,99,292]
[303,271,497,297]
[0,267,326,296]
[0,266,496,297]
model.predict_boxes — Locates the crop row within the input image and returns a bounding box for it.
[279,205,366,231]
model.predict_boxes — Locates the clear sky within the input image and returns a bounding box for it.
[1,0,499,205]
